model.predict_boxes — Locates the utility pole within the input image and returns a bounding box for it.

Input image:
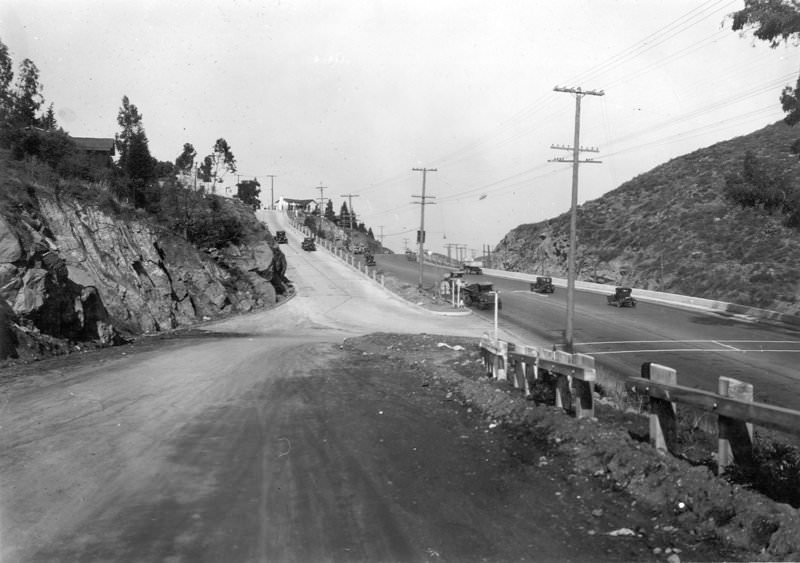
[266,175,276,210]
[340,193,360,232]
[376,225,385,244]
[403,238,409,252]
[444,243,457,263]
[315,184,328,235]
[550,85,604,352]
[412,167,436,289]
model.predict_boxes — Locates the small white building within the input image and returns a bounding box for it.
[275,197,316,213]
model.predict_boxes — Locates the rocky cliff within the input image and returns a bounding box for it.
[0,171,283,362]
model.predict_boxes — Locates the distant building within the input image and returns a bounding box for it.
[71,137,115,168]
[276,197,316,212]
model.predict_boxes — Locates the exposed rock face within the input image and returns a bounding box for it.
[0,189,278,359]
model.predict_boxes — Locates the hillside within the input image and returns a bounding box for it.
[0,150,285,363]
[494,120,800,313]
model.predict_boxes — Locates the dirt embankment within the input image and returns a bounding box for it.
[350,332,800,562]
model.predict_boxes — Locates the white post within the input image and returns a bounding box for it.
[493,291,499,343]
[381,274,385,287]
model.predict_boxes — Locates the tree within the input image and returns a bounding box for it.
[114,96,154,205]
[115,96,153,180]
[11,58,43,127]
[175,142,196,175]
[339,201,353,228]
[0,38,13,124]
[367,227,374,240]
[40,102,57,130]
[199,138,236,193]
[324,199,336,221]
[732,1,800,126]
[237,178,261,208]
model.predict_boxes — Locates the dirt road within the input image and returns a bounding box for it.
[0,213,746,562]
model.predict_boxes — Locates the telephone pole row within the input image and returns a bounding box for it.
[412,167,437,289]
[550,85,604,353]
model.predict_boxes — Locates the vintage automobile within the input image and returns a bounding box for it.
[462,264,483,275]
[405,250,416,262]
[301,237,316,251]
[274,230,288,244]
[462,282,502,310]
[365,252,376,267]
[607,287,636,307]
[530,276,555,294]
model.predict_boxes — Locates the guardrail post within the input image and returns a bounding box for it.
[642,362,678,454]
[572,353,595,419]
[717,376,754,475]
[381,274,385,287]
[493,340,508,381]
[552,350,572,411]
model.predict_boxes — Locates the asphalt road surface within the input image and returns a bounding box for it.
[3,211,723,562]
[376,254,800,412]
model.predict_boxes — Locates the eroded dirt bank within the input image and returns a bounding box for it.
[346,332,800,562]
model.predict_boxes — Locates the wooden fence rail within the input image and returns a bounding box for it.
[479,338,800,475]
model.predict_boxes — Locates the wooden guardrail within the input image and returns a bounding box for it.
[479,336,597,419]
[479,337,800,475]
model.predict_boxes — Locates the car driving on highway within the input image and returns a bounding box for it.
[463,282,501,310]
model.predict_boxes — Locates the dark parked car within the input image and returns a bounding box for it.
[607,287,636,307]
[301,237,316,251]
[275,230,288,244]
[463,282,501,310]
[463,264,482,275]
[530,276,554,294]
[365,252,376,266]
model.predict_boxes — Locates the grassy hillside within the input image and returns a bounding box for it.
[495,121,800,313]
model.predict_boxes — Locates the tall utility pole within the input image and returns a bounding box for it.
[266,175,276,210]
[376,225,385,244]
[315,185,327,234]
[412,167,437,289]
[340,193,360,231]
[444,243,457,263]
[550,85,604,352]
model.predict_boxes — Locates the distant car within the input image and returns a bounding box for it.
[353,244,366,254]
[530,276,554,294]
[301,237,316,251]
[365,252,376,266]
[463,264,482,275]
[274,230,288,244]
[607,287,636,307]
[445,271,464,280]
[463,282,501,310]
[405,251,416,262]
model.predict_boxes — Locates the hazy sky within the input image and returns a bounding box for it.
[1,0,798,255]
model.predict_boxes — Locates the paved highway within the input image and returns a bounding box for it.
[375,254,800,412]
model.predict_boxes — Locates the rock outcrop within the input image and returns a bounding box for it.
[0,184,280,361]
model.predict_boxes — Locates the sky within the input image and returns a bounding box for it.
[1,0,798,256]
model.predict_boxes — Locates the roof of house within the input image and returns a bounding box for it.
[281,198,316,205]
[72,137,115,152]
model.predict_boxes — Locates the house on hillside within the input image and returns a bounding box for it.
[71,137,115,168]
[276,197,316,213]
